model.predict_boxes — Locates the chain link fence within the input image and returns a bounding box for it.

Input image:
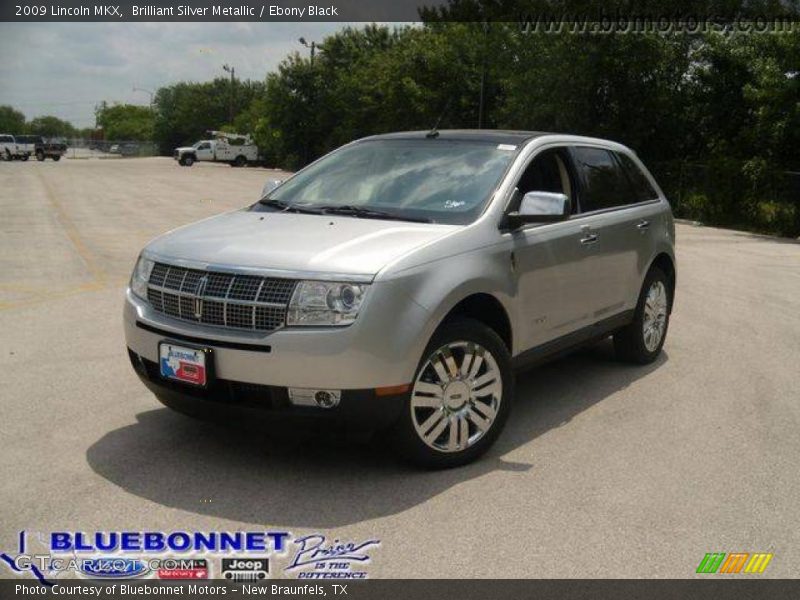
[63,138,159,159]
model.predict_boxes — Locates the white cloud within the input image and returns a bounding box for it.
[0,22,362,127]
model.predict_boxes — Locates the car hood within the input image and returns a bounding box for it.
[145,209,459,279]
[175,146,194,153]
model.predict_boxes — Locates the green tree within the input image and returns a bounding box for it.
[95,103,154,140]
[27,115,76,137]
[0,105,26,133]
[152,78,266,154]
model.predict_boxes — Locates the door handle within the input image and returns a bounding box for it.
[636,219,650,231]
[580,233,598,246]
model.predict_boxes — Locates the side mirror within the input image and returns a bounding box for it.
[506,191,571,229]
[260,179,283,199]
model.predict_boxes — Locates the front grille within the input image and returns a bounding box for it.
[147,262,296,332]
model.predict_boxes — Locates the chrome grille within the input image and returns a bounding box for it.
[146,262,296,332]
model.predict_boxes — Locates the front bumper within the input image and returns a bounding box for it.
[127,348,406,430]
[124,282,431,389]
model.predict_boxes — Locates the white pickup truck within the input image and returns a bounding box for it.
[174,131,258,167]
[0,134,24,160]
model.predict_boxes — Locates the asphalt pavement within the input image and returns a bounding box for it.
[1,157,798,578]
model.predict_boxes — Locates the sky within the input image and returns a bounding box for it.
[0,22,367,128]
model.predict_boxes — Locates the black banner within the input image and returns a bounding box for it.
[4,0,800,22]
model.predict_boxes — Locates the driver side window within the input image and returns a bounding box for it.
[512,148,574,213]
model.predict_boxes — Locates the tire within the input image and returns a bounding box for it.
[614,266,671,364]
[183,155,194,167]
[36,150,44,161]
[392,318,513,469]
[21,154,29,161]
[233,155,247,167]
[52,155,60,162]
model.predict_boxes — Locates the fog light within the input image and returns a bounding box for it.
[288,388,341,408]
[315,390,339,408]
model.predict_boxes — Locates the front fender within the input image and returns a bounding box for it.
[386,242,518,358]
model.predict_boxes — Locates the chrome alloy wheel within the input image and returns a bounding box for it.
[643,280,668,352]
[410,341,503,453]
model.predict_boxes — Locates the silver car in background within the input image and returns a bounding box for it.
[124,131,675,468]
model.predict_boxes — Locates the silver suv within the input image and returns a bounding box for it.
[125,131,675,468]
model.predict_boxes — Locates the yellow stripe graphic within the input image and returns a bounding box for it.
[744,553,773,573]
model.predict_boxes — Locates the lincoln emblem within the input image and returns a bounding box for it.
[194,275,208,319]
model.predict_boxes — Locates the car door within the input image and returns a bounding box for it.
[509,146,597,350]
[569,146,656,321]
[195,142,213,161]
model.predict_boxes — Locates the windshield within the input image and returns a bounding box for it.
[252,139,517,225]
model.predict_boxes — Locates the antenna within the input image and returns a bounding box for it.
[426,97,452,139]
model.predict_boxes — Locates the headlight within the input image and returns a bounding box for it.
[130,255,155,300]
[286,281,369,326]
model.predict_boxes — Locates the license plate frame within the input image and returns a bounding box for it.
[158,341,214,388]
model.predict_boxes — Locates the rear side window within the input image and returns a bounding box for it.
[617,153,658,202]
[571,147,634,212]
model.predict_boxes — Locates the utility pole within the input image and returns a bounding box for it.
[222,64,235,124]
[298,37,316,65]
[478,21,489,129]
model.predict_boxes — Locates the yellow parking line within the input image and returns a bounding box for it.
[0,280,109,311]
[35,170,107,285]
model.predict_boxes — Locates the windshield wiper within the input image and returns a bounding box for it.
[318,205,432,223]
[258,198,323,215]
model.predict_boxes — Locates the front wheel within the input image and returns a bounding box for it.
[183,155,194,167]
[392,318,513,469]
[614,267,671,364]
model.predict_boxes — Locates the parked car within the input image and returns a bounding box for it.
[174,131,258,167]
[118,143,139,157]
[13,135,38,160]
[109,144,120,154]
[125,130,676,468]
[34,137,66,161]
[0,134,28,160]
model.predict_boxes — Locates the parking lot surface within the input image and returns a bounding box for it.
[1,157,798,578]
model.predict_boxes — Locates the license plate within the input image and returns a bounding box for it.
[159,342,208,387]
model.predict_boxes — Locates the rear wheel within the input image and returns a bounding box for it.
[233,155,247,167]
[393,318,513,469]
[614,267,671,364]
[52,154,60,162]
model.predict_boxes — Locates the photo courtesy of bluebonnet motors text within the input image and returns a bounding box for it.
[1,1,799,598]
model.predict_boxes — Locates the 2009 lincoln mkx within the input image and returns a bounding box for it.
[124,130,676,468]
